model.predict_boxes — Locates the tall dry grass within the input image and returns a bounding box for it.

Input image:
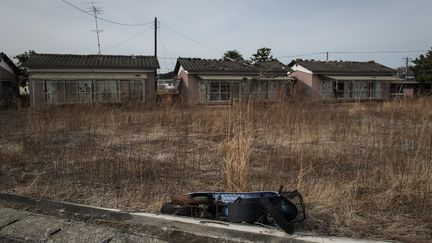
[223,103,252,191]
[0,98,431,242]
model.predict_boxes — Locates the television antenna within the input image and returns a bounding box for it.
[88,2,104,54]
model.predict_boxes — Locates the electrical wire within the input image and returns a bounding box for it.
[277,52,327,59]
[277,50,428,59]
[157,22,170,73]
[61,0,154,27]
[331,50,427,54]
[160,21,222,54]
[102,25,154,51]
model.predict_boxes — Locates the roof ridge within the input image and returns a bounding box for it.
[33,53,156,58]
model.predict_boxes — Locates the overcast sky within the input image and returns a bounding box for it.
[2,0,432,72]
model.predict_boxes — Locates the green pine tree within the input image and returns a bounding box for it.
[411,48,432,82]
[223,50,244,61]
[251,47,274,63]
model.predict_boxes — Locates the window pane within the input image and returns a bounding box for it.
[344,81,352,98]
[231,82,240,99]
[95,80,119,102]
[240,80,250,99]
[221,93,230,100]
[209,93,219,101]
[129,80,143,101]
[209,82,219,92]
[321,80,334,98]
[78,80,93,103]
[64,81,77,103]
[45,80,64,103]
[373,81,383,98]
[220,82,229,92]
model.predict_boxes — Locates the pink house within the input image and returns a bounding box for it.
[288,59,402,101]
[175,58,294,104]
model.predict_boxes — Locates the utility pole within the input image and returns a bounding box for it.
[89,2,103,54]
[404,57,410,82]
[154,17,158,93]
[400,57,411,94]
[154,17,157,57]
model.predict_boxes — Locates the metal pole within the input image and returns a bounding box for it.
[93,4,101,54]
[154,17,157,57]
[404,57,409,82]
[400,57,409,94]
[154,17,158,94]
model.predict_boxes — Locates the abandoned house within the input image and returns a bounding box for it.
[288,59,403,101]
[390,80,432,98]
[174,58,294,104]
[25,53,159,106]
[0,52,19,106]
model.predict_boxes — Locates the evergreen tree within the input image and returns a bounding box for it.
[14,50,36,87]
[223,50,244,61]
[251,47,274,63]
[411,48,432,82]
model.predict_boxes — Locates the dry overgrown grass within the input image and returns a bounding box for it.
[0,98,431,242]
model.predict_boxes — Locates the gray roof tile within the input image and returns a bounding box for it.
[175,57,290,75]
[25,53,159,70]
[289,59,395,75]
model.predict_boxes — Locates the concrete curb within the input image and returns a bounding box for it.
[0,192,391,243]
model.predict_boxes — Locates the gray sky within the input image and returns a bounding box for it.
[2,0,432,72]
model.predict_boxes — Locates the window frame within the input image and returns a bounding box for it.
[43,79,145,104]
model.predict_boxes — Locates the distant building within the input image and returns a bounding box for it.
[288,60,402,101]
[390,80,432,98]
[157,71,178,95]
[0,52,19,107]
[174,58,294,104]
[25,54,159,106]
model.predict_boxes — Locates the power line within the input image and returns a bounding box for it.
[277,52,326,59]
[331,50,427,54]
[102,25,154,51]
[160,21,222,54]
[277,50,427,59]
[158,22,170,73]
[61,0,154,27]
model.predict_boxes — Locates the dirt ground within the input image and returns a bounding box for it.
[0,100,431,242]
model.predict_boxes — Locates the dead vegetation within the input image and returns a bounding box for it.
[0,99,431,242]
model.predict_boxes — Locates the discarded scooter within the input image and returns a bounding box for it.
[160,186,305,234]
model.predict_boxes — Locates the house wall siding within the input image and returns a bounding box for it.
[0,66,16,81]
[289,71,321,100]
[187,75,200,104]
[179,75,292,104]
[145,74,156,101]
[29,79,45,106]
[177,69,189,103]
[29,70,156,106]
[0,58,15,76]
[382,81,390,100]
[178,69,200,104]
[290,71,393,101]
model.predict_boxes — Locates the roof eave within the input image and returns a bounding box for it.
[315,71,395,76]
